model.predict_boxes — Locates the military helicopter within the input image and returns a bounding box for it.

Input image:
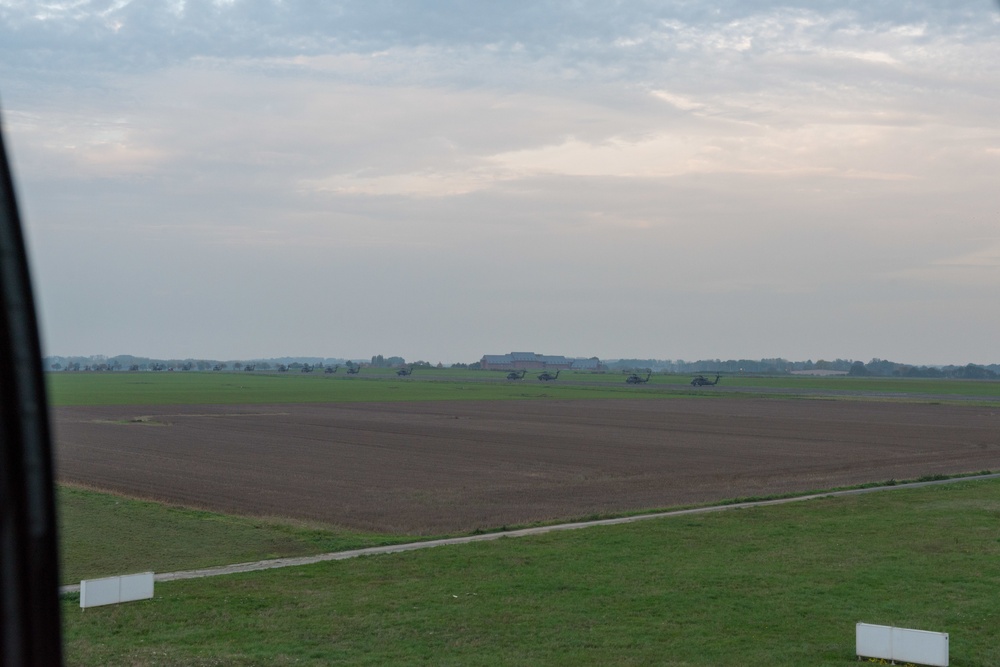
[626,370,651,384]
[346,364,361,375]
[506,370,527,380]
[690,374,721,387]
[396,366,414,376]
[537,370,560,381]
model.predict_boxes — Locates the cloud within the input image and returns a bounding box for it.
[936,242,1000,268]
[3,0,1000,362]
[886,241,1000,289]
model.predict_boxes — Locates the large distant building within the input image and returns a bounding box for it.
[480,352,602,371]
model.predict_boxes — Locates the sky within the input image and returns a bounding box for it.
[1,1,998,365]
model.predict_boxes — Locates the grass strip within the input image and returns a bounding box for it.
[58,485,419,585]
[62,477,1000,666]
[47,371,1000,407]
[61,472,997,583]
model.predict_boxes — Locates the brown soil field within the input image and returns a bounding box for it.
[53,398,1000,534]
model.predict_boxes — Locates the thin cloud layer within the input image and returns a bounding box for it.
[2,0,998,364]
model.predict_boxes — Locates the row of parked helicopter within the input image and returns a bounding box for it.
[626,371,721,386]
[502,369,722,386]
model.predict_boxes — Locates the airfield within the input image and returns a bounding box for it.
[51,370,1000,666]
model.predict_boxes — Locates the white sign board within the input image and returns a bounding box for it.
[856,622,949,667]
[79,576,120,608]
[119,572,155,603]
[80,572,154,609]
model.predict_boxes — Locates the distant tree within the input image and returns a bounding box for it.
[900,365,943,378]
[50,362,62,371]
[953,364,995,380]
[257,362,271,370]
[234,362,243,371]
[848,361,869,377]
[865,358,897,377]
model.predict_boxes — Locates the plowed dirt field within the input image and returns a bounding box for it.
[53,398,1000,534]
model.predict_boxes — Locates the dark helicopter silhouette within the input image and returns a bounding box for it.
[626,370,651,384]
[690,374,721,387]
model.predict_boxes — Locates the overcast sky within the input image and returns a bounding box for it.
[2,1,998,365]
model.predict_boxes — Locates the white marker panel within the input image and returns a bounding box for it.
[856,622,948,667]
[80,572,154,608]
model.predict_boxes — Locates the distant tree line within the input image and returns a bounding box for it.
[607,357,999,378]
[847,359,997,379]
[45,355,343,372]
[42,354,1000,379]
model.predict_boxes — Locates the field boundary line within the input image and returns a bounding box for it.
[59,473,1000,594]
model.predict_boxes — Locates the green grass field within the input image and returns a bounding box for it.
[58,485,420,585]
[48,370,662,405]
[61,478,1000,666]
[46,369,1000,406]
[54,371,1000,665]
